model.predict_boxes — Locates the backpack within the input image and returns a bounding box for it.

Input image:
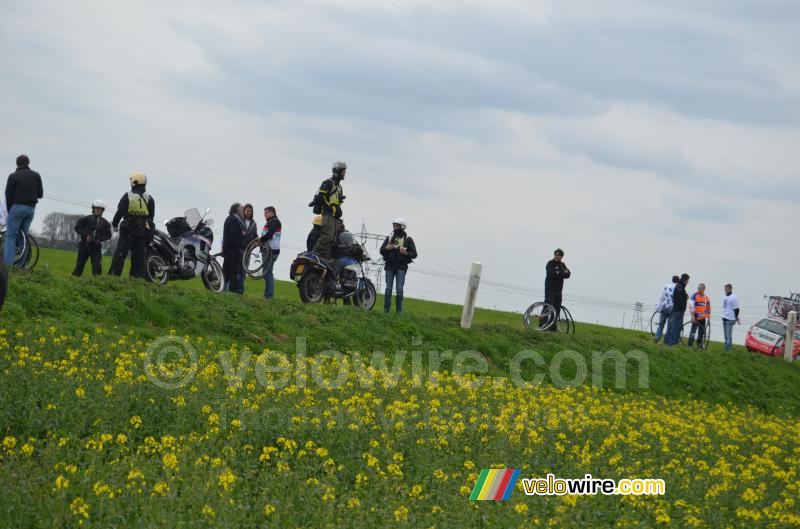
[309,193,323,214]
[166,216,192,238]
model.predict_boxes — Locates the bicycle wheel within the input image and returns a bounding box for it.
[523,302,557,331]
[0,230,28,266]
[557,306,575,334]
[679,321,692,345]
[242,239,271,279]
[649,310,661,336]
[24,234,39,270]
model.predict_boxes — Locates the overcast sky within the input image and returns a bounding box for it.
[2,0,798,340]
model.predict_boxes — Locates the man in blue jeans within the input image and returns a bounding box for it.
[3,155,43,266]
[260,206,282,299]
[721,283,740,351]
[665,273,690,346]
[380,218,417,314]
[654,275,679,343]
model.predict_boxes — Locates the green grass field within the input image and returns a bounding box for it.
[1,248,799,528]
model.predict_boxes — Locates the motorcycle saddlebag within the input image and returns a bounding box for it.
[166,217,192,238]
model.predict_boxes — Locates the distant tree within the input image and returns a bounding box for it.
[40,211,85,250]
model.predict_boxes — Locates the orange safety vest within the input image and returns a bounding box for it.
[691,293,710,319]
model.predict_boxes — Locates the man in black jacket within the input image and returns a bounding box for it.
[73,199,112,277]
[109,172,155,278]
[311,161,346,259]
[379,218,418,314]
[222,203,245,293]
[543,248,571,331]
[3,154,43,266]
[665,273,690,346]
[260,206,282,300]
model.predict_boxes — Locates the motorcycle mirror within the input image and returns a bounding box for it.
[205,208,211,216]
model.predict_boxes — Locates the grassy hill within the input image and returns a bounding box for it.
[1,248,799,528]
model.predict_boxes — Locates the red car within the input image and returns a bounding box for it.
[745,317,800,358]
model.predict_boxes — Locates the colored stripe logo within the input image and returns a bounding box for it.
[469,469,521,500]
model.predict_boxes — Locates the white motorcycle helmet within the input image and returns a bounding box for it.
[92,199,106,210]
[129,172,147,187]
[392,217,407,230]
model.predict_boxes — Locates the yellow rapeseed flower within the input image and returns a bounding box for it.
[394,504,409,522]
[162,453,178,470]
[152,481,169,496]
[218,469,236,491]
[70,497,90,519]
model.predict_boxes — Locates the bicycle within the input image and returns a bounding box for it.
[523,302,575,334]
[768,295,800,320]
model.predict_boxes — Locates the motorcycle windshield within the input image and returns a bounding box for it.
[185,208,202,229]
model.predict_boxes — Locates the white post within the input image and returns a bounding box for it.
[785,311,796,362]
[460,262,482,329]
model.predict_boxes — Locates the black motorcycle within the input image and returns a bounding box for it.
[144,208,224,293]
[289,231,376,309]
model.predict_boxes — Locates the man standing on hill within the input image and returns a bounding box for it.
[222,203,246,293]
[721,284,740,352]
[260,206,282,300]
[311,161,346,259]
[73,199,112,277]
[687,283,710,348]
[380,218,418,314]
[110,172,155,279]
[654,275,679,343]
[543,248,571,331]
[3,154,43,266]
[665,273,690,346]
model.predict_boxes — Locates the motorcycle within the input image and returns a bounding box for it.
[290,231,377,309]
[144,208,224,293]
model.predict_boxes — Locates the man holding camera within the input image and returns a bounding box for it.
[380,218,418,314]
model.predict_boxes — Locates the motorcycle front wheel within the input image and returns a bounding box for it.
[353,279,377,310]
[145,253,169,285]
[298,271,324,303]
[202,257,225,293]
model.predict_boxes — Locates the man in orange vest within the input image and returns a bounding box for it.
[687,283,711,348]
